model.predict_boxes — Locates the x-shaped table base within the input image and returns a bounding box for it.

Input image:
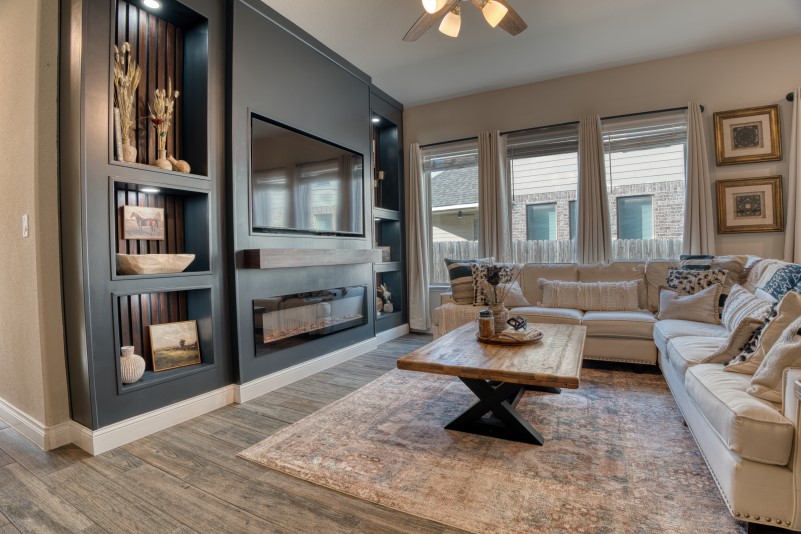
[445,378,560,445]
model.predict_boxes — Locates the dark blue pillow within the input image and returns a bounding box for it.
[680,254,714,271]
[762,265,801,301]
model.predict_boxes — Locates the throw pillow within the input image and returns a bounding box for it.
[722,285,773,333]
[700,317,764,363]
[444,257,493,305]
[760,264,801,302]
[667,268,726,295]
[539,279,642,311]
[726,291,801,375]
[501,281,530,308]
[748,315,801,403]
[471,263,519,305]
[656,285,721,324]
[680,254,714,270]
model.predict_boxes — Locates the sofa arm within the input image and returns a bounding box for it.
[440,291,454,305]
[784,368,801,422]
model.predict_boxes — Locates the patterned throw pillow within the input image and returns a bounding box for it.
[721,285,773,333]
[680,254,714,270]
[667,268,726,295]
[471,263,519,305]
[445,257,493,305]
[760,264,801,302]
[726,291,801,374]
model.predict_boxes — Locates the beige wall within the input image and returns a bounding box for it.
[405,34,801,260]
[0,0,68,426]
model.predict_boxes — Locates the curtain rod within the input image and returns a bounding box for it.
[602,104,700,122]
[501,120,580,137]
[420,136,479,149]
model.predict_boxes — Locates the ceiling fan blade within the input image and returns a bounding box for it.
[403,0,461,42]
[495,0,528,36]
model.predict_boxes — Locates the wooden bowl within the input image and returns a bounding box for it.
[116,253,195,275]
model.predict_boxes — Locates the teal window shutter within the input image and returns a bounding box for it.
[526,203,557,241]
[617,196,653,240]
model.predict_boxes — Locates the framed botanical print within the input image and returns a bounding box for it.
[713,105,782,165]
[716,176,784,234]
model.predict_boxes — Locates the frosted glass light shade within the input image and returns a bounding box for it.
[439,10,461,37]
[482,0,508,27]
[423,0,447,14]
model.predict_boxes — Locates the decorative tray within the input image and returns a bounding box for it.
[476,331,543,346]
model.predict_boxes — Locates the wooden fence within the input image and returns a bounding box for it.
[431,238,682,284]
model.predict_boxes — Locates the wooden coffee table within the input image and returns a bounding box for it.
[397,322,586,445]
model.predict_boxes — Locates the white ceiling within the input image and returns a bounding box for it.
[260,0,801,106]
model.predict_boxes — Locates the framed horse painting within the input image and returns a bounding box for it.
[122,205,166,240]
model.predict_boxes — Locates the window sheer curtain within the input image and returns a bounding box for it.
[785,88,801,262]
[478,131,511,262]
[682,102,716,256]
[406,143,431,331]
[577,115,612,263]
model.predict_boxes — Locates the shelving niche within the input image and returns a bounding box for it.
[112,0,209,176]
[112,179,211,277]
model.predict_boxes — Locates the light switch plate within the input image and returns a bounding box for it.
[22,214,29,238]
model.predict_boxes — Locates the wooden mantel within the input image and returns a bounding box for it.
[242,248,383,269]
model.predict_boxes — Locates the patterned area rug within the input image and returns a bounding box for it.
[240,368,746,534]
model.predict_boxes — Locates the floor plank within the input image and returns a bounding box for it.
[0,335,453,533]
[0,463,95,533]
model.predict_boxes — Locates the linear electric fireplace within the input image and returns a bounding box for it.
[253,285,367,355]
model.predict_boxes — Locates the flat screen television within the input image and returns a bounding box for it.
[250,114,365,237]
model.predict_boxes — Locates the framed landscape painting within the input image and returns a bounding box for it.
[716,176,784,234]
[122,205,165,240]
[149,320,201,372]
[713,105,782,166]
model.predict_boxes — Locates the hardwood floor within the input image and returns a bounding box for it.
[0,334,469,534]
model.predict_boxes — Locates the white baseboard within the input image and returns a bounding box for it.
[1,328,412,455]
[0,396,73,451]
[375,323,410,344]
[69,385,235,455]
[235,337,379,404]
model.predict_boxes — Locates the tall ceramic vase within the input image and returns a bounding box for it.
[121,136,137,163]
[489,304,508,335]
[154,149,172,170]
[120,345,146,384]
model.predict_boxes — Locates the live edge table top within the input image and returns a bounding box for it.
[397,322,586,389]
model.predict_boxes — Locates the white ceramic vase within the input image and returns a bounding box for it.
[120,345,146,384]
[383,301,394,313]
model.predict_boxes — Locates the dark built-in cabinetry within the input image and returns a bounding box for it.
[59,0,405,432]
[60,0,228,429]
[371,89,407,334]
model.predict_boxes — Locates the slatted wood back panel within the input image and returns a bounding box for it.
[118,291,189,371]
[115,189,185,256]
[115,0,183,165]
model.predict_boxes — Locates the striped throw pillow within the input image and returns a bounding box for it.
[722,285,773,333]
[444,257,493,305]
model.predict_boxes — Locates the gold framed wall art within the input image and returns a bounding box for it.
[716,176,784,234]
[713,105,782,165]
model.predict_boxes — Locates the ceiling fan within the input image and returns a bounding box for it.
[403,0,527,41]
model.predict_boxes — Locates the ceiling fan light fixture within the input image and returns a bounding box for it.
[422,0,447,14]
[482,0,509,28]
[439,6,461,38]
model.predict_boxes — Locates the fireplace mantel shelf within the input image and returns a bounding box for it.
[242,248,383,269]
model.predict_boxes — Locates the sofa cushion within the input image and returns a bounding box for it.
[581,311,656,339]
[579,262,647,309]
[685,363,794,466]
[666,336,727,377]
[539,279,642,311]
[653,319,727,355]
[509,306,583,325]
[645,260,680,312]
[519,263,578,306]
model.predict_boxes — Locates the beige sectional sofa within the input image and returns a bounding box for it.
[433,256,801,531]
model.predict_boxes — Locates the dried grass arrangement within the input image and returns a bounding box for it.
[113,42,140,163]
[149,78,180,169]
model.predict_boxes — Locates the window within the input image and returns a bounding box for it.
[617,195,653,240]
[568,200,577,240]
[507,123,579,263]
[602,111,687,260]
[424,139,479,285]
[526,204,556,241]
